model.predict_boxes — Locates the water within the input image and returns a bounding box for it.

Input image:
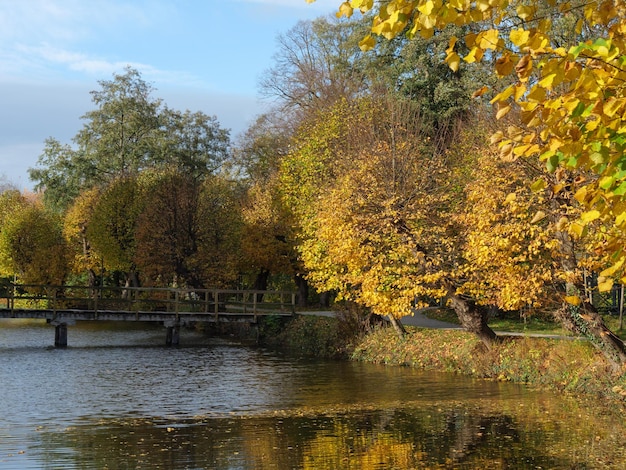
[1,319,625,469]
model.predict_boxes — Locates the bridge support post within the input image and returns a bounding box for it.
[54,323,68,348]
[165,322,180,346]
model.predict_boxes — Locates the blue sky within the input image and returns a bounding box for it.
[0,0,340,189]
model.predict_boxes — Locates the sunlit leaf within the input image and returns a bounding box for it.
[564,295,581,306]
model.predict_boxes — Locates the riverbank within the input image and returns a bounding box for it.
[254,313,626,408]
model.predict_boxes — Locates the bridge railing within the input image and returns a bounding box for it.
[0,283,296,319]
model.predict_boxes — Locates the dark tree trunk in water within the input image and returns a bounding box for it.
[447,287,498,348]
[294,274,309,308]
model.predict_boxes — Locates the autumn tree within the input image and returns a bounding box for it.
[240,178,298,291]
[86,176,145,288]
[282,96,501,341]
[63,187,102,286]
[312,0,626,364]
[134,170,204,288]
[0,199,68,285]
[193,176,243,288]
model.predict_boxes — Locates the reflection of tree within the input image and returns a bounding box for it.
[440,413,520,464]
[29,408,605,469]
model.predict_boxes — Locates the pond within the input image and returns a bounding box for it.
[0,319,624,469]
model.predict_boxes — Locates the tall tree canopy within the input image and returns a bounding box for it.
[307,0,626,364]
[29,67,230,211]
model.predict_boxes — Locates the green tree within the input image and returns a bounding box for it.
[29,67,231,211]
[156,108,230,179]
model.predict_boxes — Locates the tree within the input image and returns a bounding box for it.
[29,67,231,211]
[281,96,501,342]
[156,108,230,179]
[240,177,298,291]
[86,176,145,287]
[314,0,626,364]
[194,176,243,288]
[134,170,204,288]
[260,17,366,117]
[63,187,103,286]
[232,113,293,183]
[0,200,68,285]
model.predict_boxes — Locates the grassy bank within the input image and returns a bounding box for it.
[353,327,626,406]
[254,313,626,407]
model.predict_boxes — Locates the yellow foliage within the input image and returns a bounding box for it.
[283,97,454,318]
[315,0,626,284]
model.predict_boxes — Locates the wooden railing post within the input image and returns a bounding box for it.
[175,289,180,322]
[253,291,257,322]
[9,282,14,312]
[214,289,219,319]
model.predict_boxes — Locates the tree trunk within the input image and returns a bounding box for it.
[294,273,309,308]
[388,314,407,338]
[253,268,270,291]
[554,226,626,369]
[319,291,331,308]
[446,286,498,348]
[253,268,270,303]
[555,301,626,370]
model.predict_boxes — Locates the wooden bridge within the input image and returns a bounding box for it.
[0,283,296,347]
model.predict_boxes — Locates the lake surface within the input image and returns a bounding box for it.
[1,319,625,469]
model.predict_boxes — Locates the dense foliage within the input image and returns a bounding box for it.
[2,4,626,368]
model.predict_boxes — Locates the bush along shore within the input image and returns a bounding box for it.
[250,313,626,408]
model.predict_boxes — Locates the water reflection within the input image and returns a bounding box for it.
[1,320,625,469]
[11,407,611,469]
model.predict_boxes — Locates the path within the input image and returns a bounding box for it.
[304,308,580,339]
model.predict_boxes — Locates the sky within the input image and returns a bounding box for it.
[0,0,341,189]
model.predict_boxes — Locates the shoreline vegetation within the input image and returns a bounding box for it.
[249,311,626,412]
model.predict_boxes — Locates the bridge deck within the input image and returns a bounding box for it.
[0,284,297,346]
[0,308,293,323]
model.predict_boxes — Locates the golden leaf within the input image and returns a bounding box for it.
[564,295,581,306]
[446,51,461,72]
[515,54,532,81]
[601,258,625,278]
[359,34,376,51]
[495,54,515,77]
[418,0,434,15]
[509,28,530,47]
[337,2,354,17]
[496,103,511,119]
[538,73,557,90]
[569,222,585,238]
[598,277,614,292]
[530,210,546,223]
[472,85,489,98]
[580,210,601,223]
